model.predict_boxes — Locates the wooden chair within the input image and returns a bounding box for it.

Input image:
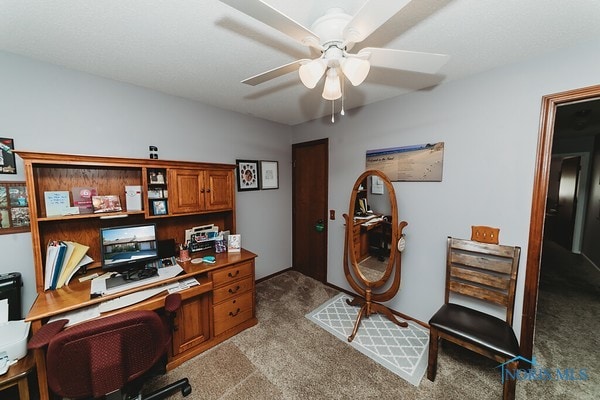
[427,237,521,400]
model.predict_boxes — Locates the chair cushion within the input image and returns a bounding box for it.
[429,303,519,359]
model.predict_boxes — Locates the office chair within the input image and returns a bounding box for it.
[427,236,521,400]
[28,293,191,400]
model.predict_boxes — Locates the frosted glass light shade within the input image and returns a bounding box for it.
[322,68,342,100]
[341,57,370,86]
[299,59,327,89]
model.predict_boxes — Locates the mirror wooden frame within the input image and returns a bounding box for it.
[342,169,409,342]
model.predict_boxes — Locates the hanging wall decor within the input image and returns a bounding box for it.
[0,138,16,174]
[366,142,444,182]
[0,181,30,234]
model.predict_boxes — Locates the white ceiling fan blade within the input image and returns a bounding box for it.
[358,47,450,74]
[220,0,322,49]
[241,59,310,86]
[343,0,413,45]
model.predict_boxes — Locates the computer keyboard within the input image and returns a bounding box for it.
[98,283,177,313]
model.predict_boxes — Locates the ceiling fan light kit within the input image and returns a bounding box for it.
[299,58,327,89]
[220,0,450,111]
[322,68,342,101]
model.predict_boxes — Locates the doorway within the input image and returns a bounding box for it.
[521,84,600,360]
[292,139,329,282]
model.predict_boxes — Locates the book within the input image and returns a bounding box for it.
[227,234,241,252]
[44,191,71,217]
[44,241,68,290]
[44,242,60,290]
[92,195,122,213]
[56,241,90,289]
[71,187,97,214]
[65,255,93,286]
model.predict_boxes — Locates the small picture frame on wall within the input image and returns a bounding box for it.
[236,160,260,191]
[260,160,279,190]
[0,181,30,234]
[152,199,168,216]
[0,138,16,174]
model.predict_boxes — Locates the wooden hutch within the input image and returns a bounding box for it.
[17,151,257,400]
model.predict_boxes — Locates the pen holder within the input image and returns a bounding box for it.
[178,249,190,262]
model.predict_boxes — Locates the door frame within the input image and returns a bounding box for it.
[521,84,600,360]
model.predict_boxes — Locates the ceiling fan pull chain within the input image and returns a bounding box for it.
[341,77,345,116]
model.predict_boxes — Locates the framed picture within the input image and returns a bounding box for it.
[260,160,279,190]
[236,160,260,191]
[92,195,122,213]
[0,181,30,234]
[0,138,16,174]
[149,170,165,184]
[152,199,168,215]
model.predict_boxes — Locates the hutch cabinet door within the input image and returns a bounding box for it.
[169,169,205,214]
[204,169,233,211]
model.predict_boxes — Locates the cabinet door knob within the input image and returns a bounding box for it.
[206,188,211,193]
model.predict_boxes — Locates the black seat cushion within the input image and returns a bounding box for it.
[429,303,519,359]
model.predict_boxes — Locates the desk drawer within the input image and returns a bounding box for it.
[213,290,253,336]
[212,261,253,287]
[212,276,253,304]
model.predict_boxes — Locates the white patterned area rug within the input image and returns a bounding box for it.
[306,293,429,386]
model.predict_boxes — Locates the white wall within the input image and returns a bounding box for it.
[0,51,293,317]
[292,39,600,338]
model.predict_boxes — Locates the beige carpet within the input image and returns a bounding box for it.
[140,269,597,400]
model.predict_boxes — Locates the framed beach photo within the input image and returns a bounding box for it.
[260,160,279,190]
[236,160,260,191]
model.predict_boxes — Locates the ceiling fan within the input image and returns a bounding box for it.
[219,0,450,101]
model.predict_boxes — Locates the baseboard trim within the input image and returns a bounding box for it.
[256,267,292,284]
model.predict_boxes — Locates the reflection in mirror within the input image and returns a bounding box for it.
[343,169,409,342]
[354,175,393,283]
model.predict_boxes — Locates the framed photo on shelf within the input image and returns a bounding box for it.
[236,160,260,191]
[0,138,16,174]
[147,189,163,199]
[149,170,165,184]
[152,199,168,215]
[92,195,122,213]
[260,160,279,190]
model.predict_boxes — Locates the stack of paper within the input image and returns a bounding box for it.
[44,241,93,290]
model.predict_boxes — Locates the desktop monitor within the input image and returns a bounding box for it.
[100,223,159,273]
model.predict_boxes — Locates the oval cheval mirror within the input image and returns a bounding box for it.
[343,170,409,342]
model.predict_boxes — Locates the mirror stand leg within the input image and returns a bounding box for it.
[370,302,408,328]
[348,302,368,342]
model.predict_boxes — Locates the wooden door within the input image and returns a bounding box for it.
[205,169,234,211]
[556,156,580,250]
[292,139,328,282]
[169,169,204,214]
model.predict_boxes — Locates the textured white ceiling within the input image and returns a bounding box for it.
[1,0,600,125]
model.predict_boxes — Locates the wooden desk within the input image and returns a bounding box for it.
[26,248,258,400]
[352,217,385,262]
[0,353,35,400]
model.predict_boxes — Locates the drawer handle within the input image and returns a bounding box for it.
[228,285,241,294]
[228,270,240,278]
[229,308,241,317]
